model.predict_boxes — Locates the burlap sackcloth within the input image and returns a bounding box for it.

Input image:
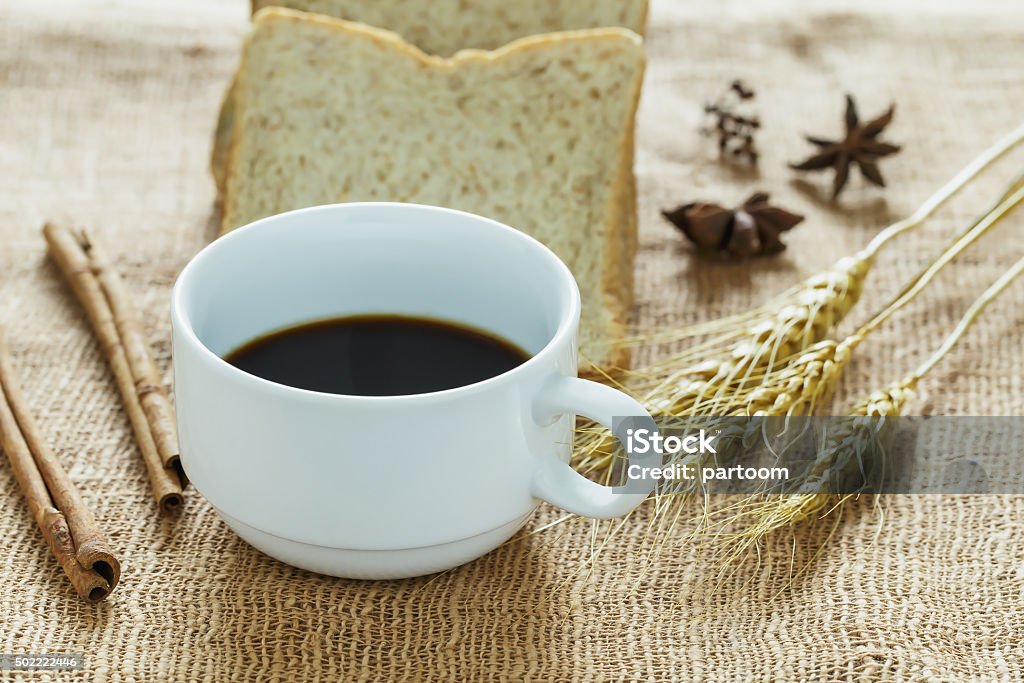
[1,1,1022,680]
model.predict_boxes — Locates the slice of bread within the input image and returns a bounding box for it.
[212,0,649,197]
[222,8,644,371]
[249,0,649,56]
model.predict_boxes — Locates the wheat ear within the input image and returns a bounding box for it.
[574,170,1024,479]
[726,249,1024,552]
[573,128,1024,472]
[737,177,1024,418]
[569,173,1024,586]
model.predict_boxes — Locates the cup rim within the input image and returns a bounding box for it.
[171,202,582,403]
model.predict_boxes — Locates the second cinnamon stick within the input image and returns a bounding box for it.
[43,223,184,512]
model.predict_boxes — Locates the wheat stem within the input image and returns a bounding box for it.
[558,128,1024,598]
[912,252,1024,380]
[741,177,1024,416]
[725,247,1024,549]
[858,177,1024,339]
[860,121,1024,260]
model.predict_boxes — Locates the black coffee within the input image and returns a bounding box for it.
[224,315,530,396]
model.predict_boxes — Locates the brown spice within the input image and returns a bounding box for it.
[663,192,804,257]
[43,223,185,513]
[790,94,901,199]
[0,328,120,601]
[701,79,761,164]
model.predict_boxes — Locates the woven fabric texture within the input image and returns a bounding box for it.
[1,0,1022,680]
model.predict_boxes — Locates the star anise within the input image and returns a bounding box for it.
[790,95,901,199]
[663,192,804,258]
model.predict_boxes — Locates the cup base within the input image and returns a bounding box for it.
[216,507,537,579]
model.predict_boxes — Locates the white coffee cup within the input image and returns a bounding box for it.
[171,203,655,579]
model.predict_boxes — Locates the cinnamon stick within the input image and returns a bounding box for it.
[0,328,120,601]
[43,223,184,512]
[80,233,182,474]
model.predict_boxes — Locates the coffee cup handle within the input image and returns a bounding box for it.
[531,376,657,519]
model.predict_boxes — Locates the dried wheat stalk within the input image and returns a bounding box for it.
[573,125,1024,469]
[564,172,1024,592]
[724,247,1024,552]
[733,178,1024,418]
[573,166,1024,478]
[718,381,914,558]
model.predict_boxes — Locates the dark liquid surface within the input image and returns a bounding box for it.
[224,315,530,396]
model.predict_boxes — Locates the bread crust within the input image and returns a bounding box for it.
[213,0,650,192]
[248,0,649,57]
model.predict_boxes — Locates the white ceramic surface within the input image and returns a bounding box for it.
[171,203,654,578]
